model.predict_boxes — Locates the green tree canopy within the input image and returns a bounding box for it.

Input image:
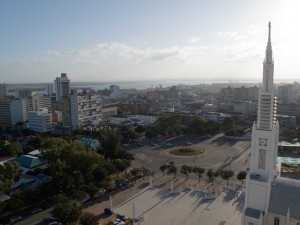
[180,165,193,181]
[206,169,219,184]
[0,161,20,193]
[159,164,168,176]
[219,169,234,186]
[192,167,205,182]
[79,212,98,225]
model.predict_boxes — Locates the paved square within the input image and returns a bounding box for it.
[115,186,243,225]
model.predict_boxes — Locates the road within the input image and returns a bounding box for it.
[129,134,251,177]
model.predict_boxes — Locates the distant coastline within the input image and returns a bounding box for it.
[5,78,300,95]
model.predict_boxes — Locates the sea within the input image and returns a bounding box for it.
[6,79,299,96]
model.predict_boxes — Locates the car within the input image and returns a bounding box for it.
[10,216,22,223]
[104,208,113,214]
[112,218,125,225]
[168,161,174,166]
[186,142,192,146]
[165,143,173,147]
[150,143,158,146]
[137,143,143,146]
[48,222,61,225]
[31,207,42,214]
[116,214,128,221]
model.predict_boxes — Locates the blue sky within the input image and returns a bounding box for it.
[1,0,300,83]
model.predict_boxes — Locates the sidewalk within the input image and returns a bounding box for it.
[83,173,242,225]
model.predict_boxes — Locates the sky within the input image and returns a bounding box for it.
[1,0,300,84]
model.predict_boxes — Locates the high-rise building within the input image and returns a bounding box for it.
[0,98,27,129]
[54,73,70,102]
[242,22,300,225]
[109,85,120,98]
[27,94,52,114]
[61,89,79,130]
[78,89,102,127]
[45,83,54,96]
[0,83,7,98]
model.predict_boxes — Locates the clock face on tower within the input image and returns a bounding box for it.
[259,138,267,146]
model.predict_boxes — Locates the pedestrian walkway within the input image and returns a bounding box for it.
[113,178,243,225]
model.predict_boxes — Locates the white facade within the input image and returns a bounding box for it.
[242,22,300,225]
[28,108,52,133]
[78,90,102,127]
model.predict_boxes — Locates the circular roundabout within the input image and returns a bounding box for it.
[168,146,205,157]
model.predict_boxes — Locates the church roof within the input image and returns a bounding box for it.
[245,207,261,219]
[269,176,300,219]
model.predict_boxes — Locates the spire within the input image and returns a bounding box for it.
[268,21,271,43]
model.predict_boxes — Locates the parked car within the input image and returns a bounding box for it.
[112,218,125,225]
[116,214,128,222]
[10,216,22,223]
[104,208,113,214]
[165,143,173,147]
[186,142,192,146]
[167,161,174,166]
[31,207,42,214]
[150,143,158,146]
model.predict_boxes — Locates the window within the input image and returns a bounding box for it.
[258,149,266,169]
[274,217,280,225]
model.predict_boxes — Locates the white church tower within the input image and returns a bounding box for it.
[242,22,280,225]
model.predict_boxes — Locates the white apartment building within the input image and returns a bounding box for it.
[28,108,52,133]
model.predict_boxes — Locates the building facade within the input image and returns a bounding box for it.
[0,98,27,129]
[242,22,300,225]
[28,108,52,133]
[54,73,70,102]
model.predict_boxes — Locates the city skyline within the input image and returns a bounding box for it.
[1,0,300,83]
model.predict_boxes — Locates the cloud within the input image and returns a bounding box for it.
[47,42,208,65]
[188,37,202,44]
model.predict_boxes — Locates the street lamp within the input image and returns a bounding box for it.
[193,155,197,167]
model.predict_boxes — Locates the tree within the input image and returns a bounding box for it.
[112,159,131,176]
[52,201,81,225]
[5,141,23,156]
[168,165,177,178]
[135,125,145,134]
[206,169,219,185]
[237,171,247,185]
[159,164,168,176]
[180,165,193,181]
[41,138,104,195]
[0,161,20,193]
[99,130,123,160]
[188,115,206,135]
[79,212,98,225]
[219,169,234,187]
[192,167,205,182]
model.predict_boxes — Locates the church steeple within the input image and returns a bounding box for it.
[258,22,276,130]
[262,21,274,92]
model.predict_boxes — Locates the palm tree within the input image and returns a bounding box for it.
[180,165,193,180]
[237,171,247,185]
[207,169,219,185]
[192,167,205,182]
[168,165,178,178]
[159,164,169,176]
[219,169,234,187]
